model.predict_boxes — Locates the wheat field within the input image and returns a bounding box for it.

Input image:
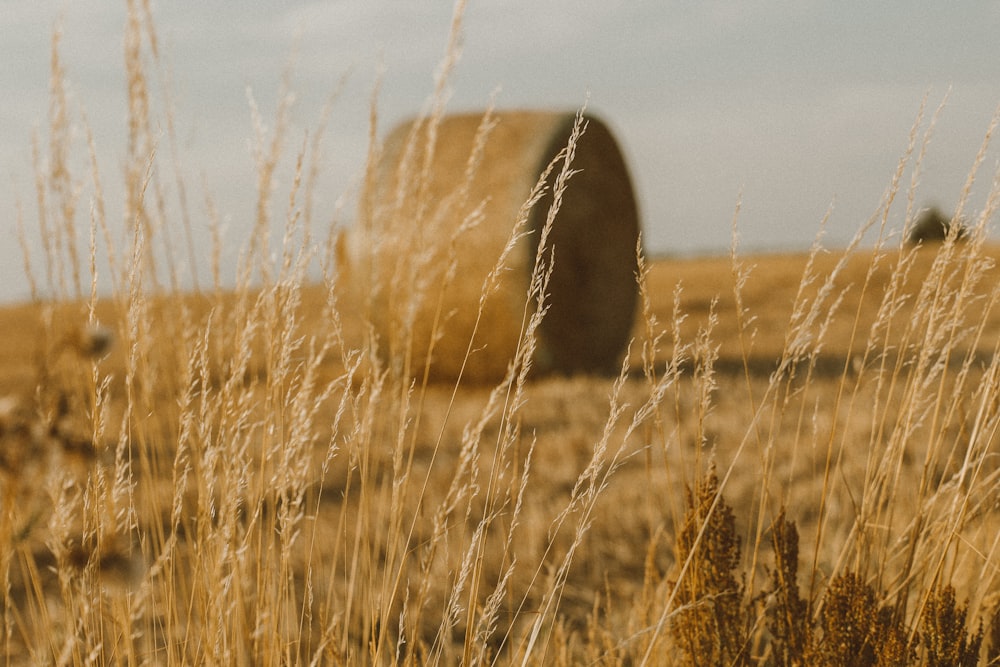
[5,3,1000,665]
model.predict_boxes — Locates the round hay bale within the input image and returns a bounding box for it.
[339,110,640,383]
[907,205,967,245]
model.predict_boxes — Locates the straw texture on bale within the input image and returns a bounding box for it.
[339,110,640,382]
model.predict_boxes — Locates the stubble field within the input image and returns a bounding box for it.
[5,233,1000,664]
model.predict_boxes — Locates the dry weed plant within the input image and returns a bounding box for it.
[6,2,1000,665]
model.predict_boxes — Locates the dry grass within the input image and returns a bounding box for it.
[5,2,1000,665]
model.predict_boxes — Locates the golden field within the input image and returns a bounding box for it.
[6,2,1000,664]
[5,236,1000,664]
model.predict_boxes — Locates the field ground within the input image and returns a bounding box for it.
[3,241,1000,662]
[6,241,989,390]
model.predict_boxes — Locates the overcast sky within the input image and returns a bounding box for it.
[3,2,1000,303]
